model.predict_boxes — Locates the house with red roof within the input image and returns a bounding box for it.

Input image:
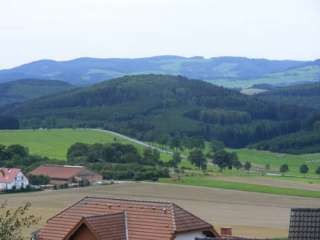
[0,168,29,191]
[30,165,102,185]
[34,196,220,240]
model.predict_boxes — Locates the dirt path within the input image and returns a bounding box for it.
[3,182,320,238]
[215,176,320,191]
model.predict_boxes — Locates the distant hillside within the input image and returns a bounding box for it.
[252,130,320,154]
[0,79,74,106]
[0,56,315,87]
[257,82,320,110]
[3,74,312,148]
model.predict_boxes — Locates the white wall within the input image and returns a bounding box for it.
[175,231,206,240]
[0,172,29,191]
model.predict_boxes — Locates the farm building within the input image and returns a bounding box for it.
[30,165,102,185]
[0,168,29,191]
[288,208,320,240]
[34,196,220,240]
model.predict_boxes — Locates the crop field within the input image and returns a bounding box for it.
[2,182,320,239]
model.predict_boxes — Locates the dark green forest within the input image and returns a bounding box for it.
[257,82,320,110]
[0,79,74,106]
[3,74,319,152]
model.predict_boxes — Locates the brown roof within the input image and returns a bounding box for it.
[30,165,88,180]
[65,212,127,240]
[289,208,320,240]
[38,196,218,240]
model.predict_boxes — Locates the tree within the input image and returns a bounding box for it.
[279,164,289,175]
[300,164,309,176]
[0,202,40,240]
[143,148,160,165]
[244,161,251,172]
[0,116,19,130]
[212,150,239,171]
[67,143,89,163]
[212,150,236,171]
[265,163,271,171]
[210,140,225,152]
[5,145,28,159]
[316,166,320,175]
[170,137,181,150]
[170,152,182,168]
[188,149,207,170]
[233,159,243,170]
[28,174,50,185]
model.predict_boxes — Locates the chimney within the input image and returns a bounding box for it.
[220,227,232,236]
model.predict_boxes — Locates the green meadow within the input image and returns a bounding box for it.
[0,129,145,160]
[160,176,320,198]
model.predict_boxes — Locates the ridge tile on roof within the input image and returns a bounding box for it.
[38,196,218,240]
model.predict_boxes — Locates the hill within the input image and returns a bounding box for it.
[211,62,320,88]
[3,74,312,148]
[251,130,320,154]
[257,82,320,110]
[0,56,316,87]
[0,79,74,106]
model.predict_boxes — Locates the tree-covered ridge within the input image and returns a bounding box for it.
[4,74,315,149]
[0,79,74,106]
[257,82,320,110]
[0,56,315,86]
[252,130,320,154]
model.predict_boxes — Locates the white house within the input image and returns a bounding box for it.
[0,168,29,191]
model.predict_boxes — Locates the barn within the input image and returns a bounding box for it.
[30,165,102,185]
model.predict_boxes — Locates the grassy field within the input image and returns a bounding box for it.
[0,129,151,160]
[231,148,320,176]
[160,176,320,198]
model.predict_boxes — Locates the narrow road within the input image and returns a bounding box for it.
[91,128,173,154]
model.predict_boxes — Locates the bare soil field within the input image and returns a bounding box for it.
[2,182,320,239]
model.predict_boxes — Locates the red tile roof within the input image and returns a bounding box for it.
[0,168,21,183]
[65,212,127,240]
[30,165,86,180]
[85,212,127,240]
[38,197,218,240]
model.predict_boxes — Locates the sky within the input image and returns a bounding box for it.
[0,0,319,69]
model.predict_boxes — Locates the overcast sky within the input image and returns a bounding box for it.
[0,0,319,69]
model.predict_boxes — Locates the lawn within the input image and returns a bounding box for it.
[0,128,152,160]
[160,176,320,198]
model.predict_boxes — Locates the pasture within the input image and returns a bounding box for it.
[0,128,151,160]
[232,148,320,176]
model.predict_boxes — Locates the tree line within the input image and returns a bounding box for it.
[67,142,169,181]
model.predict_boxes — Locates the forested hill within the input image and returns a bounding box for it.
[0,56,316,87]
[4,74,314,148]
[257,82,320,110]
[0,79,74,106]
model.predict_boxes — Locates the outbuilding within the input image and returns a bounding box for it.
[30,165,102,185]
